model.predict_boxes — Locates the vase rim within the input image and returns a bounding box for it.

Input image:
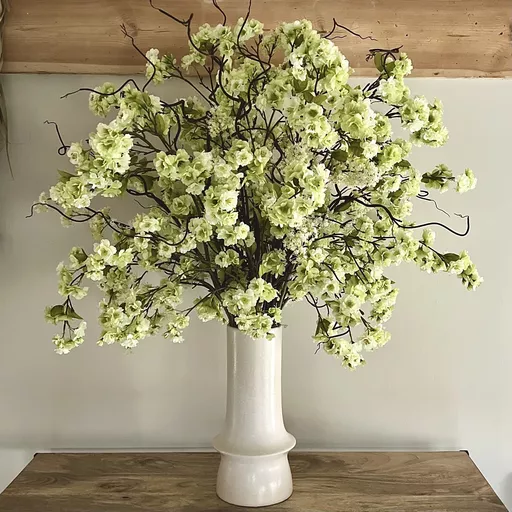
[227,325,283,335]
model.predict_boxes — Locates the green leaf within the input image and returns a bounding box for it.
[384,60,396,75]
[312,94,328,105]
[303,91,314,103]
[315,317,331,336]
[421,173,436,184]
[335,201,352,213]
[294,34,304,47]
[119,178,129,194]
[292,79,308,93]
[443,253,459,262]
[349,143,363,157]
[49,305,78,323]
[374,52,385,72]
[74,249,88,264]
[64,306,83,321]
[331,150,348,162]
[183,104,194,115]
[142,175,156,191]
[162,54,176,68]
[50,305,65,317]
[58,170,73,183]
[155,114,167,135]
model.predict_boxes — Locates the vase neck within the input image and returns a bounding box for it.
[222,327,286,444]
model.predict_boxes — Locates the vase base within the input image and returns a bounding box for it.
[216,452,293,507]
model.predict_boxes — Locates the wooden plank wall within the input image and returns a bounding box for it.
[3,0,512,77]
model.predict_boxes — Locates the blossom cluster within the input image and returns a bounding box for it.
[38,16,480,367]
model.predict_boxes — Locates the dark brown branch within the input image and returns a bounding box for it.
[416,190,451,217]
[120,24,156,91]
[212,0,227,25]
[148,0,192,26]
[353,198,471,237]
[324,18,376,41]
[44,120,69,156]
[61,79,140,100]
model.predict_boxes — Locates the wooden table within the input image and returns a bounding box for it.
[0,452,506,511]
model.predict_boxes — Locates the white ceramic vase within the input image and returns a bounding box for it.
[213,326,296,507]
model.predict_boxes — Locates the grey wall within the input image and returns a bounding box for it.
[0,74,511,507]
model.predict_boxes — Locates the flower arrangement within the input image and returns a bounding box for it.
[34,5,481,368]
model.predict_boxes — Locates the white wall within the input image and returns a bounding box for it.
[0,74,511,506]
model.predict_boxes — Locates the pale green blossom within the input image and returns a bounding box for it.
[456,168,477,193]
[89,82,119,117]
[145,48,177,84]
[215,249,240,268]
[259,250,286,277]
[37,16,480,367]
[67,142,88,167]
[133,214,162,234]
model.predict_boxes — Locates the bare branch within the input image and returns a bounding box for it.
[324,18,376,41]
[44,121,69,156]
[212,0,227,25]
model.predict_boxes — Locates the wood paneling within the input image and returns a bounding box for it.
[3,0,512,77]
[0,452,507,511]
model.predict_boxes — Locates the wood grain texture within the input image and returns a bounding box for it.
[0,452,506,511]
[3,0,512,77]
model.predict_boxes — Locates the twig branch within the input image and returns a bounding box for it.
[44,120,69,156]
[324,18,376,41]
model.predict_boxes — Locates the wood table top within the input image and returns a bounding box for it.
[0,451,506,511]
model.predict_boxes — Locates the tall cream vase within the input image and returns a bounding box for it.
[213,326,296,507]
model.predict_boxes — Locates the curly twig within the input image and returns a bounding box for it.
[120,24,156,91]
[44,120,69,156]
[417,190,451,217]
[212,0,227,25]
[353,198,471,237]
[60,78,140,100]
[324,18,376,41]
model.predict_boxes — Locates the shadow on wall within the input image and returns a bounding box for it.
[501,473,512,509]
